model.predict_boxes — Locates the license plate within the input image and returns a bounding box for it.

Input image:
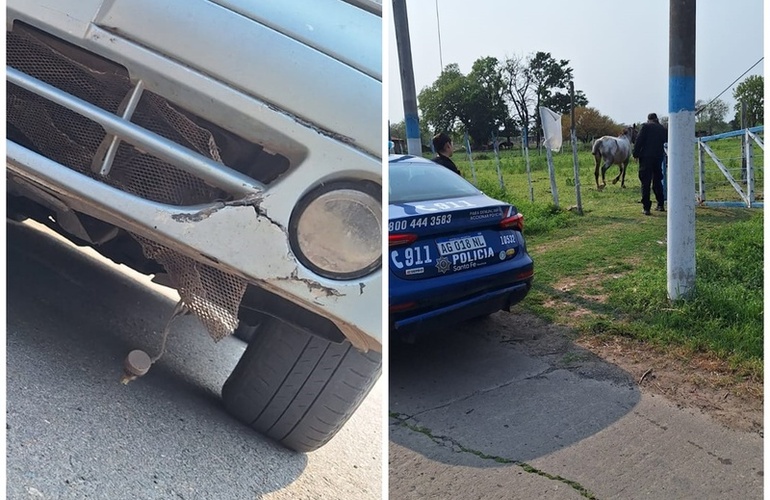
[437,234,487,256]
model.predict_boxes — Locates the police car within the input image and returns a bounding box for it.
[389,154,533,338]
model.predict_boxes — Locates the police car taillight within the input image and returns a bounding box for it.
[389,233,418,246]
[500,213,524,232]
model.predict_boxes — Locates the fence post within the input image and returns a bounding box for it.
[464,131,477,185]
[569,81,583,215]
[740,102,748,182]
[523,128,534,202]
[545,146,559,208]
[492,134,505,191]
[745,129,754,207]
[697,140,705,204]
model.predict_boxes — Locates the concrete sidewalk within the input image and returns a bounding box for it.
[389,326,762,499]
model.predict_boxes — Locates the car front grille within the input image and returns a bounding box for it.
[6,24,289,340]
[6,25,289,207]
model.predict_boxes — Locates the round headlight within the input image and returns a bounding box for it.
[290,181,382,280]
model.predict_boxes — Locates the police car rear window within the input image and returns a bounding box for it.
[389,161,481,204]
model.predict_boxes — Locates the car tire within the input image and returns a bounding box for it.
[221,317,381,452]
[232,321,261,343]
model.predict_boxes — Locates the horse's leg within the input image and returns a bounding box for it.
[594,154,602,190]
[611,160,623,185]
[601,160,610,188]
[611,163,621,185]
[620,159,630,188]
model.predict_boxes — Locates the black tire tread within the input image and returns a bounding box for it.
[222,317,381,452]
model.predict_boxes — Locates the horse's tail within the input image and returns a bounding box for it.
[591,139,600,156]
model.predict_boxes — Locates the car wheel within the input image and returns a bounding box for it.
[221,317,381,452]
[232,321,261,343]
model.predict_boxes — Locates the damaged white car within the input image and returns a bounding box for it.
[6,0,382,452]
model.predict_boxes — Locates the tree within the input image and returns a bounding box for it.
[502,52,588,148]
[463,57,508,148]
[546,90,588,116]
[502,54,535,142]
[562,107,621,143]
[695,98,730,135]
[420,53,588,150]
[417,63,467,134]
[388,119,433,151]
[417,59,508,149]
[731,74,763,128]
[527,52,588,146]
[388,120,405,140]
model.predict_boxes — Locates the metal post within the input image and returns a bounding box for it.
[464,131,477,185]
[697,141,706,204]
[523,127,534,202]
[667,0,697,300]
[393,0,422,155]
[570,81,583,215]
[741,101,747,182]
[745,130,754,206]
[545,146,559,208]
[493,134,505,191]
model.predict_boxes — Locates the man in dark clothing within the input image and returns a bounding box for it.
[632,113,667,215]
[431,132,462,176]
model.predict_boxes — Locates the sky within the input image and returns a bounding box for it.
[387,0,764,127]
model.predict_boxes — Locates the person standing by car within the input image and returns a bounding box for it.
[632,113,667,215]
[431,132,462,176]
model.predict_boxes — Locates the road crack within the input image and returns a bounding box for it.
[402,374,540,420]
[390,412,599,499]
[400,365,560,420]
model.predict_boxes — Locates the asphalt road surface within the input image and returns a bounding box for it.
[6,221,383,500]
[389,315,763,499]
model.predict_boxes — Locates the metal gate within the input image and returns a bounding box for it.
[697,126,764,208]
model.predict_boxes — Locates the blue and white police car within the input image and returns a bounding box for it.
[389,154,534,338]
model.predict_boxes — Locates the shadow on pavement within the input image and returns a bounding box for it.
[7,221,307,499]
[389,311,641,465]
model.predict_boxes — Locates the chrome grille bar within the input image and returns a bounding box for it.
[93,79,146,177]
[8,66,264,196]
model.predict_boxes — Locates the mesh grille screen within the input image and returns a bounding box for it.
[7,28,253,339]
[135,236,247,341]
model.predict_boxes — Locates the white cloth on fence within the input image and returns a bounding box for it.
[539,106,563,151]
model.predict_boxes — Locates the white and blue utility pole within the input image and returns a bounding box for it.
[667,0,696,300]
[393,0,422,155]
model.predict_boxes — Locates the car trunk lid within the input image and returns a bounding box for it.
[388,194,525,280]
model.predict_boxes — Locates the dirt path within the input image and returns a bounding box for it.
[578,334,763,435]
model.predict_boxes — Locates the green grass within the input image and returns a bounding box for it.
[443,142,763,379]
[458,134,763,207]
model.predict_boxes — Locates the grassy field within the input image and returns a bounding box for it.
[440,137,763,380]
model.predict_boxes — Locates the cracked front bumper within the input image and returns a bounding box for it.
[8,141,383,351]
[6,0,383,351]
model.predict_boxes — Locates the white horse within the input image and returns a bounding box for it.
[592,125,636,190]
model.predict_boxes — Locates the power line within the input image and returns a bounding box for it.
[435,0,444,72]
[696,56,763,115]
